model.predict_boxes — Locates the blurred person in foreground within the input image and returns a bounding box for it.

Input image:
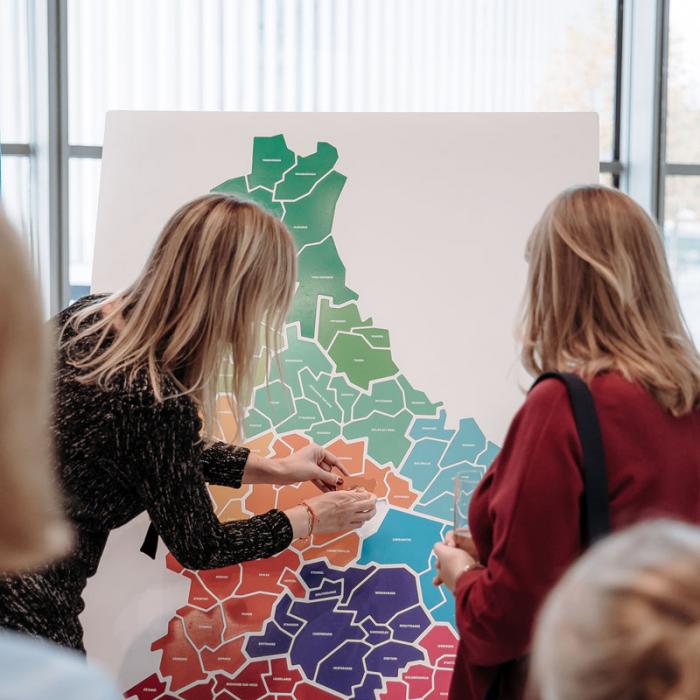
[0,209,120,700]
[531,519,700,700]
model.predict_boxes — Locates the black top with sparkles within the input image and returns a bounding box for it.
[0,295,293,650]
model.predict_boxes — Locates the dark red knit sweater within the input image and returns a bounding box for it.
[450,373,700,699]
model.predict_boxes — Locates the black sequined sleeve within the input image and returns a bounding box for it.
[200,443,250,488]
[116,398,292,570]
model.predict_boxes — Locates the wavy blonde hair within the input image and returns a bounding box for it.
[0,210,72,572]
[531,519,700,700]
[522,185,700,415]
[63,194,296,436]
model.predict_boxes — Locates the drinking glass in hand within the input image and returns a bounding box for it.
[454,473,472,549]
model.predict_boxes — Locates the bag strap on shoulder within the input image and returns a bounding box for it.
[532,372,611,547]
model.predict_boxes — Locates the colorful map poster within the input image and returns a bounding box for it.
[85,112,598,699]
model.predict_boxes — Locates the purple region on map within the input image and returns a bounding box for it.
[389,605,432,643]
[343,568,420,623]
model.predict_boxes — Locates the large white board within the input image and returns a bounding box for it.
[85,111,598,698]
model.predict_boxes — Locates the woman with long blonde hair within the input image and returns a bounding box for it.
[530,519,700,700]
[0,193,376,651]
[0,209,120,698]
[432,185,700,699]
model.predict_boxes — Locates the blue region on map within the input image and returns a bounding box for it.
[245,620,291,658]
[409,409,456,441]
[440,418,487,466]
[414,464,484,521]
[400,438,449,491]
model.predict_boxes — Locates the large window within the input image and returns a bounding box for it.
[14,0,620,304]
[8,0,697,332]
[663,0,700,342]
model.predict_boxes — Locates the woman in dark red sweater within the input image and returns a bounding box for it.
[433,186,700,700]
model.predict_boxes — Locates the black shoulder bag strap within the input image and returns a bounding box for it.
[484,372,611,700]
[533,372,611,546]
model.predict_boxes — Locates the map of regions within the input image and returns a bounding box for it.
[125,135,499,700]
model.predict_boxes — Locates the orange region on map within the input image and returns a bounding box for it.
[271,438,293,458]
[214,396,238,443]
[236,549,300,595]
[340,457,388,496]
[302,531,360,566]
[324,438,365,475]
[386,471,418,508]
[243,483,278,513]
[150,617,206,691]
[218,495,251,522]
[280,433,310,451]
[276,480,321,512]
[206,484,249,520]
[221,592,277,639]
[244,432,275,458]
[178,604,225,650]
[200,637,245,674]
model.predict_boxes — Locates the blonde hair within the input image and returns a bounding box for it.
[0,210,72,572]
[63,194,296,436]
[522,185,700,416]
[531,519,700,700]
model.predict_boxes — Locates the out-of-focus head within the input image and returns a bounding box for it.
[531,520,700,700]
[521,185,700,415]
[0,210,72,572]
[65,194,297,437]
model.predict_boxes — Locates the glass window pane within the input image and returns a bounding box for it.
[0,0,31,143]
[68,0,617,160]
[664,176,700,343]
[0,155,31,241]
[667,0,700,163]
[69,158,101,301]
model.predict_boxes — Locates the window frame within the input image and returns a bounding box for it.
[1,0,672,312]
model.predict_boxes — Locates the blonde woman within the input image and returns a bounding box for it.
[0,194,376,651]
[432,186,700,699]
[0,210,120,699]
[531,519,700,700]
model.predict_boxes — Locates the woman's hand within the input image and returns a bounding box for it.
[243,444,348,490]
[285,489,377,538]
[276,444,348,490]
[450,529,479,559]
[433,532,482,593]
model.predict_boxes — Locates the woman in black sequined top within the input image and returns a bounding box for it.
[0,194,376,651]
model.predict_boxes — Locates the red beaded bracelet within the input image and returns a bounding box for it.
[300,500,318,538]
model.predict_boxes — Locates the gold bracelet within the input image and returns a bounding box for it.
[462,561,484,575]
